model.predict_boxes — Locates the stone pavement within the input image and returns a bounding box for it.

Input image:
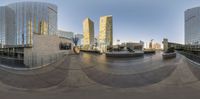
[0,55,71,89]
[0,52,200,99]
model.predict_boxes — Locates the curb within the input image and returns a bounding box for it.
[178,53,200,66]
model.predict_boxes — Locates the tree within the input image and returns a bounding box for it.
[166,47,175,53]
[72,36,79,46]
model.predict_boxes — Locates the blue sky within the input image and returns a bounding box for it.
[1,0,200,45]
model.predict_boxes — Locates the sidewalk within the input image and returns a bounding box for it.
[0,55,71,90]
[0,53,200,99]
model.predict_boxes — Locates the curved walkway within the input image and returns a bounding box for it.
[0,56,71,89]
[1,52,200,99]
[0,52,200,90]
[79,52,181,88]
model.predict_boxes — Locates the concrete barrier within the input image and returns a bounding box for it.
[162,52,176,59]
[80,50,101,54]
[106,51,144,58]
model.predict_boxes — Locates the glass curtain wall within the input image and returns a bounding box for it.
[6,2,57,47]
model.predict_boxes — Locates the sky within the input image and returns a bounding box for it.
[1,0,200,45]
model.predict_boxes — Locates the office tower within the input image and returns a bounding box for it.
[0,2,58,67]
[83,18,94,49]
[0,6,15,48]
[99,15,113,51]
[185,7,200,45]
[3,2,58,47]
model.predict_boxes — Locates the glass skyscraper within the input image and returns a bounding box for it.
[185,7,200,45]
[0,2,57,48]
[0,6,15,48]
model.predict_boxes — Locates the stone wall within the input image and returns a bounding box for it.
[24,34,71,67]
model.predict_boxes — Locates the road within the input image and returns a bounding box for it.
[0,52,200,99]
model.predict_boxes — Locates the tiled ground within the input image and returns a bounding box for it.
[0,52,200,99]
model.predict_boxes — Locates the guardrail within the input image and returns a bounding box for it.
[80,50,101,54]
[180,45,200,51]
[178,51,200,64]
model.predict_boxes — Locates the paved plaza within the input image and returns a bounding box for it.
[0,52,200,99]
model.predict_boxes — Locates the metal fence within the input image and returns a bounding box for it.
[178,51,200,63]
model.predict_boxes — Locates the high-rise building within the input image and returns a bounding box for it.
[99,15,113,46]
[0,2,57,47]
[98,15,113,52]
[153,43,161,50]
[185,7,200,45]
[0,6,15,48]
[83,18,94,49]
[149,39,154,49]
[0,2,61,67]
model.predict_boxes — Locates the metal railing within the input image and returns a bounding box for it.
[178,51,200,64]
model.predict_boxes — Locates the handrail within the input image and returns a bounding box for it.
[178,51,200,63]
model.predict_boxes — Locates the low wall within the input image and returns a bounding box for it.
[24,34,70,68]
[179,51,200,64]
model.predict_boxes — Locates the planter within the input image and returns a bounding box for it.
[162,52,176,59]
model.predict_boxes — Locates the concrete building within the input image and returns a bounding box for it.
[0,2,69,68]
[185,7,200,45]
[98,15,113,52]
[83,18,94,49]
[163,38,184,51]
[153,43,161,50]
[126,42,144,51]
[58,30,74,40]
[75,34,83,46]
[93,37,98,50]
[163,39,169,51]
[149,39,154,49]
[57,30,74,51]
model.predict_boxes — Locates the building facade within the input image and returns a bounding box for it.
[185,7,200,45]
[75,34,83,46]
[153,43,161,50]
[98,15,113,52]
[126,42,144,51]
[163,38,184,51]
[83,18,94,49]
[58,30,74,39]
[0,2,67,68]
[1,2,57,47]
[0,6,15,48]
